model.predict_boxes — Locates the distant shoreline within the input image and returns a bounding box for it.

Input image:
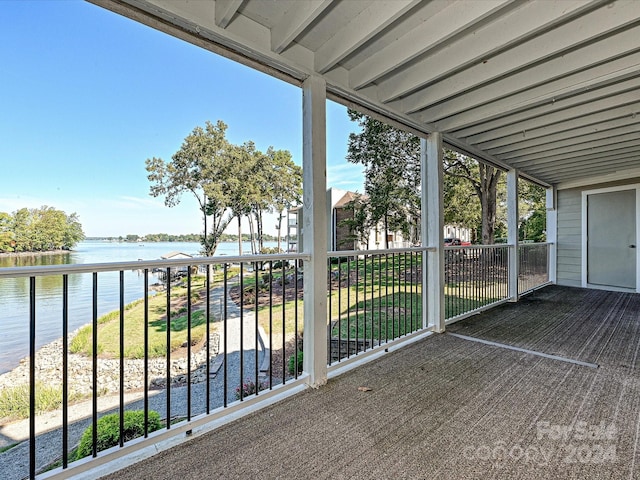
[0,249,72,258]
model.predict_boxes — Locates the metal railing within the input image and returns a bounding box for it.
[326,248,426,365]
[444,244,510,322]
[0,253,306,479]
[0,242,552,478]
[518,242,550,294]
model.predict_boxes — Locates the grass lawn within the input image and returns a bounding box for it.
[70,274,223,359]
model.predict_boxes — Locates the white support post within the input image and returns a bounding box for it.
[302,75,328,387]
[546,186,557,284]
[422,134,445,332]
[507,169,519,302]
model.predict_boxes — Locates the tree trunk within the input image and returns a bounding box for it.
[276,209,283,252]
[247,214,255,254]
[479,164,501,245]
[384,214,389,249]
[237,215,243,256]
[256,209,264,252]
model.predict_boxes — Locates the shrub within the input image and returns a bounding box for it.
[0,382,66,420]
[74,410,162,460]
[288,350,304,375]
[234,379,268,400]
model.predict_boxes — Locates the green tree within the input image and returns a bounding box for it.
[346,110,421,247]
[443,152,504,244]
[340,193,373,249]
[265,147,302,252]
[519,181,546,242]
[0,212,15,252]
[146,120,233,256]
[3,207,84,252]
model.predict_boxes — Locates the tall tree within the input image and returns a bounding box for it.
[0,212,14,251]
[442,152,504,244]
[519,181,546,242]
[225,141,259,256]
[346,110,421,247]
[146,120,233,256]
[1,207,84,252]
[265,147,302,252]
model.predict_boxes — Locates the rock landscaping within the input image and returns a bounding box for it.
[0,330,220,396]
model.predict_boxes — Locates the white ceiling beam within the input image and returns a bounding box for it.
[467,90,640,142]
[402,2,640,114]
[435,61,640,134]
[558,166,640,189]
[427,61,640,131]
[510,140,640,167]
[314,0,420,74]
[525,155,640,182]
[438,77,640,137]
[539,157,640,181]
[528,152,640,176]
[348,0,514,90]
[488,123,640,157]
[271,0,334,54]
[474,112,640,151]
[377,0,599,103]
[462,101,640,146]
[504,132,640,163]
[215,0,243,28]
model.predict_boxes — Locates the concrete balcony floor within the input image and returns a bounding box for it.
[101,286,640,479]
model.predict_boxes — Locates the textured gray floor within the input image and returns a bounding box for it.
[99,286,640,480]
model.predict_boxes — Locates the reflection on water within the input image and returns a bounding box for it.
[0,241,198,375]
[0,240,272,375]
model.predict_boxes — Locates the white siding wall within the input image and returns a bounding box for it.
[557,189,582,287]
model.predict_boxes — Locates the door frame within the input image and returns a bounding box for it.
[581,184,640,292]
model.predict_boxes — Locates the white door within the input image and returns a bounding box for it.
[587,189,636,289]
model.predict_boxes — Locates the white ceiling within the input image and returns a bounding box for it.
[93,0,640,188]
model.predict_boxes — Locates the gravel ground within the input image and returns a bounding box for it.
[0,285,268,480]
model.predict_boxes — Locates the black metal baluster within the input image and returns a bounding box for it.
[119,271,125,447]
[144,269,149,435]
[385,253,389,343]
[294,261,299,378]
[355,256,359,354]
[239,264,244,400]
[92,273,98,454]
[328,259,333,365]
[347,259,351,358]
[29,277,36,479]
[370,253,375,345]
[187,267,192,419]
[269,262,273,388]
[363,254,367,350]
[206,265,211,414]
[165,268,171,427]
[392,253,396,339]
[223,264,228,407]
[62,274,69,468]
[255,263,259,392]
[282,261,286,385]
[337,259,342,362]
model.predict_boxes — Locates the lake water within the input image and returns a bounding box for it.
[0,240,276,374]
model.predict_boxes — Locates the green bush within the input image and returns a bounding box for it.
[288,350,303,375]
[74,410,162,460]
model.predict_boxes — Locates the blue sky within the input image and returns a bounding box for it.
[0,1,363,237]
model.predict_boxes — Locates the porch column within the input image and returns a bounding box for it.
[421,134,445,332]
[507,169,519,301]
[302,75,328,387]
[546,186,557,283]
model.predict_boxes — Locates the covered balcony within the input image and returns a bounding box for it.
[2,1,640,478]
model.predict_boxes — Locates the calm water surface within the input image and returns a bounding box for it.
[0,240,271,374]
